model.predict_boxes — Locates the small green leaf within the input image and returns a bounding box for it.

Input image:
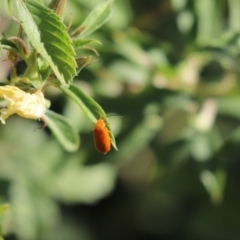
[75,56,92,74]
[48,0,67,19]
[14,0,76,86]
[0,38,19,53]
[72,39,101,48]
[74,1,112,38]
[0,38,27,60]
[45,110,80,152]
[58,83,118,151]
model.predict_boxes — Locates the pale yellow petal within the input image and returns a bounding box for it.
[0,86,46,124]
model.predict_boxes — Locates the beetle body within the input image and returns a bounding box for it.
[93,118,111,154]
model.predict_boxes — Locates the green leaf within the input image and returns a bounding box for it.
[45,110,80,152]
[14,0,76,86]
[0,38,19,53]
[50,159,116,203]
[0,38,30,62]
[75,1,112,38]
[75,56,92,74]
[48,0,67,19]
[58,83,118,151]
[72,39,101,48]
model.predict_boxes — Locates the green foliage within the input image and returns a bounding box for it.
[58,83,117,150]
[45,110,80,152]
[14,0,76,85]
[72,39,101,48]
[0,0,116,152]
[73,1,112,38]
[0,0,117,238]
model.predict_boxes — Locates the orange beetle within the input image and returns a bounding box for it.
[93,117,111,154]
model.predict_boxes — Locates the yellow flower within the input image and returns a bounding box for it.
[0,86,46,124]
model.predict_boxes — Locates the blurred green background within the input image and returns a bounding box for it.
[1,0,240,239]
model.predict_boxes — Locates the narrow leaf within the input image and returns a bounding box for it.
[72,39,101,48]
[48,0,67,19]
[58,83,118,150]
[75,56,92,74]
[0,38,27,61]
[14,0,76,86]
[0,38,19,53]
[74,1,112,38]
[45,110,80,152]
